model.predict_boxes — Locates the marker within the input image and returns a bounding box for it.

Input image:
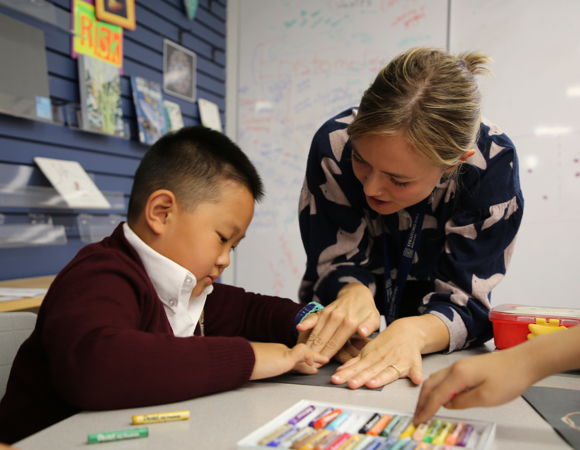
[456,423,474,447]
[132,410,189,424]
[267,425,300,447]
[289,405,316,425]
[423,420,442,443]
[88,427,148,444]
[309,408,334,427]
[359,413,381,434]
[326,412,350,431]
[367,414,391,436]
[431,421,453,445]
[444,422,464,446]
[314,409,343,429]
[380,414,401,437]
[259,424,294,446]
[399,422,416,440]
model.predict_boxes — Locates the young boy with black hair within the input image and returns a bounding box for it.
[0,126,328,444]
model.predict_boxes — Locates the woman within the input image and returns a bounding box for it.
[297,47,524,389]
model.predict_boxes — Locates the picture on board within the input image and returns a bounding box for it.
[163,39,196,103]
[95,0,136,30]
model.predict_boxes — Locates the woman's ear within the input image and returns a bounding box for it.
[144,189,177,235]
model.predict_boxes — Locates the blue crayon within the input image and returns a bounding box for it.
[359,437,384,450]
[326,412,350,431]
[376,438,395,450]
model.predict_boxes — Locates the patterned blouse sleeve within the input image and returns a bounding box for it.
[421,120,524,352]
[298,109,382,305]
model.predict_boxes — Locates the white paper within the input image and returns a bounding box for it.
[0,287,48,302]
[34,157,111,209]
[198,98,222,132]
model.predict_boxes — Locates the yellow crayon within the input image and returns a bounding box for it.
[399,422,416,439]
[338,434,362,450]
[132,410,189,425]
[432,421,453,445]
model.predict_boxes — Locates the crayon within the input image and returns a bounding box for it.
[314,409,343,429]
[283,427,316,448]
[402,439,419,450]
[367,414,391,436]
[289,405,317,425]
[325,432,350,450]
[399,422,416,440]
[389,415,412,441]
[423,419,442,443]
[338,434,362,450]
[259,424,294,446]
[313,430,341,450]
[444,422,464,446]
[291,428,321,449]
[359,413,381,434]
[309,408,335,427]
[415,443,431,450]
[389,437,412,450]
[380,414,401,437]
[431,421,453,445]
[132,410,189,424]
[351,435,374,450]
[360,437,384,450]
[88,427,148,444]
[456,424,474,447]
[327,412,351,431]
[268,425,300,447]
[412,421,430,442]
[376,438,395,450]
[299,429,331,450]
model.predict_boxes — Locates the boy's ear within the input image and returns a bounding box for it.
[144,189,177,235]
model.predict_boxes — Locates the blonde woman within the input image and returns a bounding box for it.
[297,47,524,389]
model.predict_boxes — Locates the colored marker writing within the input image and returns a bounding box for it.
[132,410,189,424]
[88,427,148,444]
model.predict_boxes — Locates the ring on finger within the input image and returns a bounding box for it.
[387,364,401,380]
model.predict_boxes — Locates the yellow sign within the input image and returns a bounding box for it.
[73,0,123,68]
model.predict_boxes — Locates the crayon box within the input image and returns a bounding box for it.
[489,304,580,350]
[237,399,496,449]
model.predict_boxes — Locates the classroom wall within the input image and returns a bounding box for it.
[0,0,227,281]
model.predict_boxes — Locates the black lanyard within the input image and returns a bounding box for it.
[382,197,428,324]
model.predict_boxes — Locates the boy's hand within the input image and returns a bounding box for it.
[249,342,329,380]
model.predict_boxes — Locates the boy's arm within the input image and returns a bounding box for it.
[204,283,304,346]
[414,324,580,424]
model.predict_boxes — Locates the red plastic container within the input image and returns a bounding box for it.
[489,304,580,349]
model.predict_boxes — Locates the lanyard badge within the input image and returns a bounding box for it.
[383,198,428,325]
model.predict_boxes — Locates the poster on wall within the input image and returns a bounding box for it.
[131,76,168,145]
[95,0,136,30]
[163,39,196,103]
[198,98,222,132]
[163,100,184,132]
[71,0,123,69]
[78,55,125,137]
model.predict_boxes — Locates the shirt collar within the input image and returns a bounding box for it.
[122,223,213,312]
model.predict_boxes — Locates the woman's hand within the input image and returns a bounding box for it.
[330,315,450,390]
[296,283,380,361]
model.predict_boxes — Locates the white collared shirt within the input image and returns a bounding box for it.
[123,223,213,337]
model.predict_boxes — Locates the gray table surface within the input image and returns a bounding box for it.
[15,342,578,449]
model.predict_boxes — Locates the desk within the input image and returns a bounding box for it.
[14,343,577,449]
[0,276,55,313]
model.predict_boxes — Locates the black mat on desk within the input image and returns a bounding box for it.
[256,360,384,391]
[523,386,580,449]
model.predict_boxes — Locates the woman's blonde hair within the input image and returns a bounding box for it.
[347,47,493,172]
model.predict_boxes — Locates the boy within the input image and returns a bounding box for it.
[0,127,327,444]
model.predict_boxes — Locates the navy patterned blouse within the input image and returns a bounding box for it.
[298,108,524,352]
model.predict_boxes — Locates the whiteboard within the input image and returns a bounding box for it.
[235,0,449,300]
[450,0,580,308]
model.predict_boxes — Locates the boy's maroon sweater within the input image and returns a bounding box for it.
[0,223,303,444]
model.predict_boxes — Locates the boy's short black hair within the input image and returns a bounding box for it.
[127,126,264,223]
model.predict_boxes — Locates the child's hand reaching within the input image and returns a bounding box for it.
[249,342,329,380]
